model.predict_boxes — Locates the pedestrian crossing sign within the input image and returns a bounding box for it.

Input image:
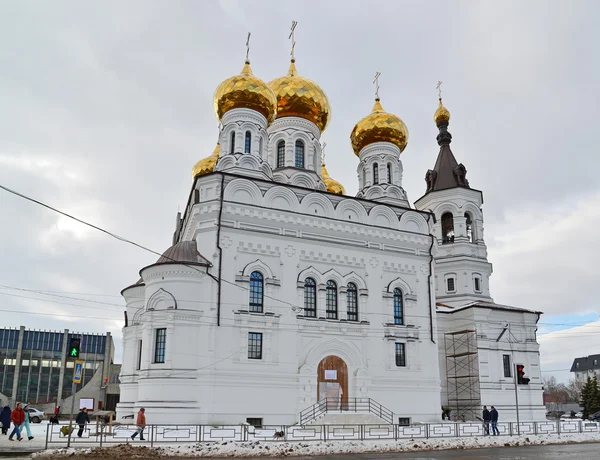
[73,360,84,384]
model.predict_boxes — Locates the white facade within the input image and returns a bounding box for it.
[116,56,546,425]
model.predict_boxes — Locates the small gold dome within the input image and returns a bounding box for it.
[350,99,408,156]
[192,144,220,178]
[214,62,277,124]
[434,98,451,125]
[268,60,330,132]
[321,163,345,195]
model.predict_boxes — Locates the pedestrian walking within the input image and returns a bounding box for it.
[490,406,500,436]
[1,405,11,435]
[131,408,146,441]
[20,404,34,440]
[8,402,25,441]
[75,408,90,438]
[482,405,490,435]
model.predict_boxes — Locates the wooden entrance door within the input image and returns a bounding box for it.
[317,356,348,409]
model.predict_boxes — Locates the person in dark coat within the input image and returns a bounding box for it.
[1,405,11,435]
[482,406,490,435]
[75,408,89,438]
[490,406,500,436]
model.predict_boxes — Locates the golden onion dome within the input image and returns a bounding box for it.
[192,144,220,178]
[321,163,345,195]
[268,60,330,132]
[350,98,408,156]
[434,98,451,125]
[213,61,277,124]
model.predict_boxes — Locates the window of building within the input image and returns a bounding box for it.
[447,277,455,293]
[465,212,473,243]
[503,354,512,377]
[295,140,305,168]
[441,213,454,244]
[259,137,263,157]
[387,163,392,183]
[246,417,263,428]
[326,280,338,319]
[154,329,166,364]
[244,131,251,153]
[362,168,366,187]
[248,332,263,359]
[373,163,379,184]
[395,343,406,367]
[474,277,481,292]
[230,131,235,154]
[393,288,404,325]
[136,340,142,370]
[398,417,411,426]
[277,141,285,168]
[249,271,264,313]
[347,283,358,322]
[304,278,317,318]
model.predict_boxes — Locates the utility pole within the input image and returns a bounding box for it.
[66,335,83,448]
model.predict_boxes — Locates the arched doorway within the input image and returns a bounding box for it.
[317,356,348,409]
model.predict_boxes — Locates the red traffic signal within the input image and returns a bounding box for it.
[516,365,530,385]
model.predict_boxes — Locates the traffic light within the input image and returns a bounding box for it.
[516,364,530,385]
[69,338,81,358]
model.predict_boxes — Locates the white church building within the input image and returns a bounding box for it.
[116,45,545,425]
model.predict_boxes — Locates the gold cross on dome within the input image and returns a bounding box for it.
[373,72,381,99]
[321,142,327,164]
[289,21,298,60]
[437,81,443,99]
[245,32,251,62]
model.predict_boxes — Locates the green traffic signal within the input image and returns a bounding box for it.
[69,338,81,358]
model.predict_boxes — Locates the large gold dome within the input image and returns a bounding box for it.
[350,99,408,156]
[214,61,277,124]
[321,163,345,195]
[268,60,330,132]
[192,144,220,178]
[434,98,451,125]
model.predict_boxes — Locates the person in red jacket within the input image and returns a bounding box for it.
[130,408,146,441]
[9,402,25,441]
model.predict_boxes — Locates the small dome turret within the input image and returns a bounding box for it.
[192,144,220,178]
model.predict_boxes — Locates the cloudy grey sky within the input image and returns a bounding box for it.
[1,0,598,382]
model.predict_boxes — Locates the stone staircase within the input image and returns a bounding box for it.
[299,398,394,426]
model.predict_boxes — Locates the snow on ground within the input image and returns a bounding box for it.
[31,432,600,458]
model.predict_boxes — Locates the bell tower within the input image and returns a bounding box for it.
[414,94,493,307]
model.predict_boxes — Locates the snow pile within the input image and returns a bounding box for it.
[33,432,600,458]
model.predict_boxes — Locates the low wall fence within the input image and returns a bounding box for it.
[45,419,600,449]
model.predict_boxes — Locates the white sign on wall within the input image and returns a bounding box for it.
[79,398,94,411]
[324,370,337,380]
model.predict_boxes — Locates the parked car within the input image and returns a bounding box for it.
[27,407,45,423]
[589,411,600,421]
[560,412,583,420]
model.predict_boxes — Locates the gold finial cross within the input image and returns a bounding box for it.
[289,21,298,60]
[245,32,251,62]
[321,142,327,164]
[373,72,381,100]
[436,81,443,99]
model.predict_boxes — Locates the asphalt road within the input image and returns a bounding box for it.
[266,443,600,460]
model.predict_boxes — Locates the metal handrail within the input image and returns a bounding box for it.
[299,398,394,425]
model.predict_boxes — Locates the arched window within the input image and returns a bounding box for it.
[277,141,285,168]
[326,280,338,320]
[441,212,454,244]
[373,163,379,184]
[465,212,473,243]
[387,163,393,183]
[347,283,358,322]
[249,271,264,313]
[295,140,305,168]
[304,278,316,318]
[393,288,404,325]
[244,131,251,153]
[362,168,366,187]
[229,131,235,154]
[259,137,263,158]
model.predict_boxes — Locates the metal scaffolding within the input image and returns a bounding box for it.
[445,329,481,421]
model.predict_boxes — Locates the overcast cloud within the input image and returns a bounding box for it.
[0,0,598,382]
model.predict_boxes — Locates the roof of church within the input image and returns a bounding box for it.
[429,144,465,192]
[570,355,600,372]
[154,240,211,266]
[438,300,542,315]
